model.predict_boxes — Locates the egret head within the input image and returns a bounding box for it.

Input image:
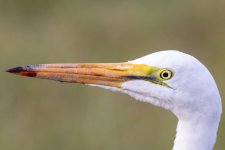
[7,50,221,120]
[7,50,222,150]
[120,51,222,121]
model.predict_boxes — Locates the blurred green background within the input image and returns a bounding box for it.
[0,0,225,149]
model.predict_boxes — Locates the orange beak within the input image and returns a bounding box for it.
[7,63,157,88]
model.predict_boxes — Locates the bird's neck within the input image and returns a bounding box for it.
[173,116,220,150]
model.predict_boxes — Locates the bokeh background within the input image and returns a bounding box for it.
[0,0,225,149]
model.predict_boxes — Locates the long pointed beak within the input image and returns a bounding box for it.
[6,63,156,88]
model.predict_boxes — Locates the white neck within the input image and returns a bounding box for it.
[173,116,220,150]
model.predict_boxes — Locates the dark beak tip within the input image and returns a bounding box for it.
[6,66,24,73]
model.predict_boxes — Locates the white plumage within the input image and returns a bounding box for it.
[126,51,222,150]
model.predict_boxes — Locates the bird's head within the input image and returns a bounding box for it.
[7,50,221,120]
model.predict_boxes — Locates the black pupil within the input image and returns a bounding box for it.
[162,72,169,78]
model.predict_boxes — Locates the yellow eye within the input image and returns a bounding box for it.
[159,69,173,80]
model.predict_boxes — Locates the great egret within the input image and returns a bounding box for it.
[7,50,222,150]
